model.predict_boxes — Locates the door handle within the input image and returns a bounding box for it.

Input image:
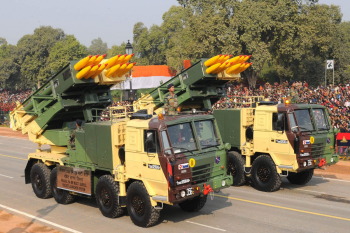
[271,138,275,142]
[143,162,147,166]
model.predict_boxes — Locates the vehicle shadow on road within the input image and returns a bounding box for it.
[7,203,59,233]
[156,191,232,226]
[279,176,330,191]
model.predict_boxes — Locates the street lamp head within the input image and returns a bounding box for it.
[125,40,133,55]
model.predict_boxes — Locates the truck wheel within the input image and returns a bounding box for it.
[178,195,207,212]
[227,151,246,186]
[251,155,282,192]
[127,181,160,228]
[50,167,76,204]
[287,169,314,185]
[30,163,52,199]
[96,175,124,218]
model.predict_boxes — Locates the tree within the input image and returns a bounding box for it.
[48,35,88,73]
[17,26,66,87]
[107,42,126,58]
[88,37,108,55]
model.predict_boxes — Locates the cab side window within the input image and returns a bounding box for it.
[144,130,160,153]
[272,113,288,131]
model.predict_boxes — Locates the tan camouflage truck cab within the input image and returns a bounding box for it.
[214,102,339,192]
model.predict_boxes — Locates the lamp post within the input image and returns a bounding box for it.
[125,40,133,101]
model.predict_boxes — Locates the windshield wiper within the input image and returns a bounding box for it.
[172,146,195,155]
[298,126,313,132]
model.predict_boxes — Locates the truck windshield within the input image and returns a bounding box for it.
[167,123,198,154]
[294,109,315,131]
[312,109,329,130]
[194,120,220,148]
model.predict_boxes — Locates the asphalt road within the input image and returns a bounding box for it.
[1,135,350,233]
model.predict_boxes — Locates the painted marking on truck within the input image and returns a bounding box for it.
[186,221,226,231]
[148,164,161,170]
[276,139,288,144]
[214,194,350,222]
[0,153,27,161]
[189,158,196,167]
[303,140,310,145]
[310,136,315,144]
[0,174,13,179]
[178,163,189,170]
[0,203,82,233]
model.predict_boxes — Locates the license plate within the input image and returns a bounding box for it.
[57,166,91,195]
[308,160,312,166]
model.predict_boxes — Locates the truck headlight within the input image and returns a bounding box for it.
[303,161,307,167]
[331,158,334,162]
[180,190,186,198]
[222,180,226,187]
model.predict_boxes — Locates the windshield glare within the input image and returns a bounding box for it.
[313,109,329,130]
[294,110,314,131]
[167,123,198,153]
[194,120,220,148]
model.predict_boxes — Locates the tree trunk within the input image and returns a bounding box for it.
[246,72,257,88]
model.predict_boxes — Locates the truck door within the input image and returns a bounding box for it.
[270,113,293,165]
[142,130,165,182]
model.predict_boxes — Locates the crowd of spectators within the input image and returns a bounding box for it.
[99,100,133,121]
[0,89,32,114]
[212,80,350,133]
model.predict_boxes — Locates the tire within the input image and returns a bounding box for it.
[178,195,207,212]
[287,169,314,185]
[30,163,52,199]
[251,155,282,192]
[227,151,246,186]
[127,181,160,228]
[96,175,124,218]
[50,167,76,204]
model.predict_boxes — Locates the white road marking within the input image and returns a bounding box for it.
[0,135,29,140]
[0,174,13,179]
[298,189,326,194]
[313,176,350,183]
[186,221,226,231]
[0,203,82,233]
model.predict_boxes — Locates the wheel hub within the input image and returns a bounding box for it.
[101,188,111,207]
[228,163,237,177]
[34,174,42,190]
[132,195,144,216]
[257,165,270,183]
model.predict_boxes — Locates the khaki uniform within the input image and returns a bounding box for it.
[287,88,298,103]
[164,93,178,116]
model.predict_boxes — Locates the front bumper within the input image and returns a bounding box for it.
[171,174,233,204]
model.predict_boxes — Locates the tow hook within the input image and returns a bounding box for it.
[203,183,213,196]
[318,158,327,169]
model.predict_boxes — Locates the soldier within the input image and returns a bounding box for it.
[164,83,178,116]
[287,80,298,103]
[69,119,83,149]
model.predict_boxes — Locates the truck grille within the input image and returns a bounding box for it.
[192,164,212,184]
[311,143,325,158]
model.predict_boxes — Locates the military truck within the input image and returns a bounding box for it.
[133,57,339,192]
[10,59,233,227]
[214,101,339,192]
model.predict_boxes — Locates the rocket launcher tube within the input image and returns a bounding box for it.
[222,54,232,62]
[205,63,222,74]
[237,63,252,73]
[118,62,136,77]
[105,55,121,69]
[87,55,99,66]
[122,53,134,64]
[227,55,242,65]
[204,54,222,67]
[76,65,93,79]
[226,63,242,74]
[106,63,122,77]
[238,55,248,63]
[218,54,228,63]
[74,55,93,71]
[242,55,251,62]
[233,63,246,74]
[93,54,106,66]
[85,64,101,79]
[91,63,108,78]
[214,62,232,74]
[113,63,129,77]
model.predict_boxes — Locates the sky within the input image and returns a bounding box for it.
[0,0,348,48]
